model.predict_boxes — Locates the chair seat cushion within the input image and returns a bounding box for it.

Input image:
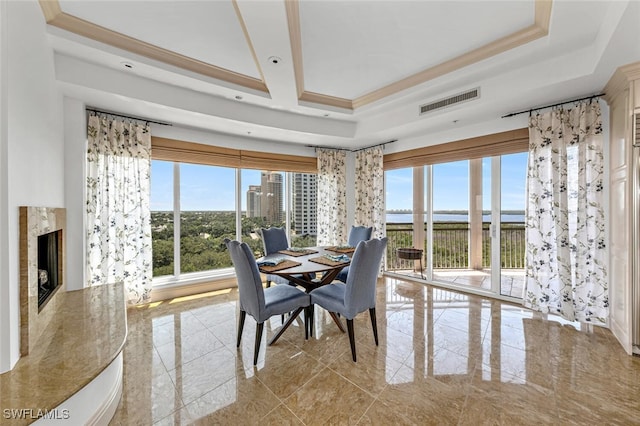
[262,285,310,321]
[310,283,349,318]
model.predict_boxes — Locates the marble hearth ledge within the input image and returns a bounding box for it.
[0,283,126,425]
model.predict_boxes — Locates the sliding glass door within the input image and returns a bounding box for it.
[498,152,527,298]
[431,160,472,286]
[385,152,527,300]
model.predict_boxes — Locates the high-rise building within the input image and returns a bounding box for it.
[292,173,317,236]
[246,185,261,218]
[260,172,283,223]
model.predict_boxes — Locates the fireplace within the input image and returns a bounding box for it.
[20,207,66,356]
[37,229,62,310]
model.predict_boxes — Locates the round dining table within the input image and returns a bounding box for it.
[256,246,351,293]
[257,246,353,334]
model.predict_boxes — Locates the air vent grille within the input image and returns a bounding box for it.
[635,113,640,146]
[420,87,480,115]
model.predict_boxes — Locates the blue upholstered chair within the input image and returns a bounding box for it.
[260,227,292,287]
[310,237,387,362]
[348,226,373,246]
[225,239,310,365]
[335,225,374,283]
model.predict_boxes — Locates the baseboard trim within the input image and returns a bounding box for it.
[151,277,238,302]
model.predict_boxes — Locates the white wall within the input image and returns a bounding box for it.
[0,0,10,374]
[0,0,64,372]
[63,97,86,291]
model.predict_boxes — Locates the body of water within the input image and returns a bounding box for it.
[386,213,525,223]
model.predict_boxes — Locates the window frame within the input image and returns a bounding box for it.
[151,141,318,288]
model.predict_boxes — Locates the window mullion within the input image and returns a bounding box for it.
[173,162,180,277]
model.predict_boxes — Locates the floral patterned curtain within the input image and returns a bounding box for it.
[524,100,607,324]
[355,147,386,239]
[317,149,347,246]
[86,114,153,304]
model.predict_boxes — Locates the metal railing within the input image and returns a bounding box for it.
[386,222,525,270]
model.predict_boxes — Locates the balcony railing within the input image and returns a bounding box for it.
[387,222,525,270]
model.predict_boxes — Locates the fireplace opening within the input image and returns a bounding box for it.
[37,230,61,311]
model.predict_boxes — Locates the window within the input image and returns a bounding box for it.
[384,129,528,300]
[151,158,317,282]
[290,172,317,248]
[179,163,236,273]
[242,169,285,257]
[150,160,174,278]
[150,161,237,278]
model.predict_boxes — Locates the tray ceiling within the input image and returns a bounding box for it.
[41,0,551,110]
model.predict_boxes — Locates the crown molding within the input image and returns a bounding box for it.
[38,0,269,93]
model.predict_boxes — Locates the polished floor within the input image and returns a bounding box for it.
[111,277,640,425]
[393,268,525,298]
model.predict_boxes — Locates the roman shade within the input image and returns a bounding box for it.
[383,128,528,170]
[151,136,317,173]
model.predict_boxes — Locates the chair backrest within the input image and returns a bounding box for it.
[344,237,388,318]
[261,227,289,255]
[225,239,265,320]
[348,226,373,247]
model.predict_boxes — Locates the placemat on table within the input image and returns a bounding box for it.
[325,246,356,254]
[308,256,350,267]
[258,260,301,272]
[278,248,318,257]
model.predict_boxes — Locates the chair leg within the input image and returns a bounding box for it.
[304,307,309,340]
[346,319,357,362]
[266,280,271,288]
[369,308,379,346]
[329,312,346,333]
[254,322,264,365]
[268,307,304,346]
[237,310,246,348]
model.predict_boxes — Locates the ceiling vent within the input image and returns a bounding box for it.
[419,87,480,115]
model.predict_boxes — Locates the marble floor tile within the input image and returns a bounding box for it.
[111,277,640,425]
[284,368,375,425]
[259,404,304,426]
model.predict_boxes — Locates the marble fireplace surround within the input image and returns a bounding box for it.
[19,206,66,356]
[4,206,127,425]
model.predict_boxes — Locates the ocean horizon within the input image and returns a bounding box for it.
[386,213,525,223]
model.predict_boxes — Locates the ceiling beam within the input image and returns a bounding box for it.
[235,0,300,107]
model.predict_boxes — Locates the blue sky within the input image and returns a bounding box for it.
[150,151,527,211]
[382,152,527,211]
[150,161,262,211]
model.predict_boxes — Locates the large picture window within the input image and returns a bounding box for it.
[151,156,317,282]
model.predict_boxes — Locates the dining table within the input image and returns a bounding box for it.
[256,245,355,334]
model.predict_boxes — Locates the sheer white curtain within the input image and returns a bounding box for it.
[355,146,385,239]
[317,149,347,246]
[524,100,607,324]
[86,114,153,304]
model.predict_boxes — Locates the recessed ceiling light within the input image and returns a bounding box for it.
[235,95,243,100]
[268,56,282,65]
[247,131,252,135]
[121,61,134,69]
[323,113,330,117]
[452,119,459,124]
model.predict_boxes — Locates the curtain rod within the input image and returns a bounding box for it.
[307,139,397,153]
[501,93,605,118]
[86,108,172,126]
[351,139,397,153]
